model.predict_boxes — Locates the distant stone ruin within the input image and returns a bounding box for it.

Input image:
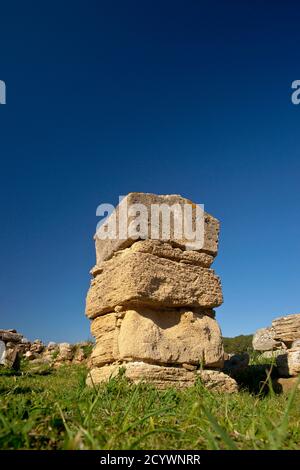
[253,313,300,390]
[0,329,25,369]
[85,192,238,392]
[0,329,90,369]
[0,340,7,365]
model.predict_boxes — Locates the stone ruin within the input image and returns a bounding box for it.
[0,329,25,369]
[85,192,238,392]
[0,329,90,369]
[253,313,300,391]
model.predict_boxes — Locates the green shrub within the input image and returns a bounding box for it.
[223,335,253,354]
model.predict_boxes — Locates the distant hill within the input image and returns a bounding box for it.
[223,335,253,354]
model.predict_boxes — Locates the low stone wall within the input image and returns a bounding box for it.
[0,329,92,369]
[253,314,300,389]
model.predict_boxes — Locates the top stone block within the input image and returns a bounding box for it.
[272,314,300,346]
[95,192,219,264]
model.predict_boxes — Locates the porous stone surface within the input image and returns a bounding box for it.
[95,193,220,264]
[91,240,215,277]
[117,308,224,367]
[86,250,222,319]
[90,313,117,366]
[198,369,238,393]
[56,343,74,362]
[25,351,37,361]
[253,314,300,383]
[90,308,224,368]
[272,314,300,346]
[30,340,44,354]
[86,362,238,392]
[272,377,300,393]
[252,327,282,352]
[292,339,300,349]
[276,348,300,377]
[0,330,23,343]
[0,340,6,365]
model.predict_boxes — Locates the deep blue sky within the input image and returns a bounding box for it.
[0,1,299,342]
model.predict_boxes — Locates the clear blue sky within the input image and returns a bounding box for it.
[0,1,299,343]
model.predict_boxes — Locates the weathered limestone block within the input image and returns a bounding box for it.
[86,251,223,319]
[57,343,74,362]
[292,339,300,349]
[252,327,282,352]
[276,348,300,377]
[272,314,300,346]
[198,370,238,393]
[117,308,224,367]
[87,363,195,388]
[5,348,21,369]
[127,240,215,267]
[73,347,86,364]
[0,329,23,344]
[90,313,118,366]
[91,240,215,277]
[0,340,6,365]
[25,350,38,361]
[95,192,219,264]
[272,377,300,393]
[259,349,287,360]
[90,308,223,368]
[30,340,44,354]
[86,362,238,392]
[91,312,117,339]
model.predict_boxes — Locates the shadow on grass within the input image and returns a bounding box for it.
[0,368,22,377]
[0,366,53,377]
[0,385,45,395]
[26,369,53,376]
[230,364,279,395]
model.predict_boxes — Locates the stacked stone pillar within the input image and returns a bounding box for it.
[85,193,237,391]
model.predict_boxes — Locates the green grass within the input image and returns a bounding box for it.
[80,342,94,358]
[0,364,299,450]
